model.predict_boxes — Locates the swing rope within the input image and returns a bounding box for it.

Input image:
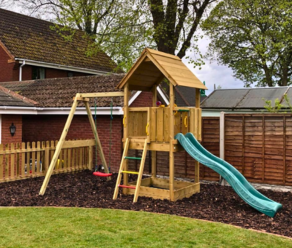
[94,98,98,171]
[109,98,113,169]
[93,97,113,178]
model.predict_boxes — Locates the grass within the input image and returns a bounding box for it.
[0,207,290,248]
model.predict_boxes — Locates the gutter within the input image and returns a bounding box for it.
[19,60,26,81]
[15,58,111,75]
[0,106,124,115]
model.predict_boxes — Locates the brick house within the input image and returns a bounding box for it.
[0,8,117,82]
[0,74,169,171]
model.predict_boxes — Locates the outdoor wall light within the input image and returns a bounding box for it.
[10,123,16,137]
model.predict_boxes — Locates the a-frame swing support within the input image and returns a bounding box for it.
[39,92,124,195]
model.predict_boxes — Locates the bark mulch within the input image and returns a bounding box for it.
[0,170,291,238]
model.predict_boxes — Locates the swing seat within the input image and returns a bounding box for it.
[93,171,112,177]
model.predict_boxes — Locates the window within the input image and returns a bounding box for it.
[32,67,46,80]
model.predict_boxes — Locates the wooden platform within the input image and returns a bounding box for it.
[123,139,184,152]
[126,177,200,201]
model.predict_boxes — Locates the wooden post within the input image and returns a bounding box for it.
[242,116,245,175]
[123,84,130,193]
[151,85,157,178]
[21,143,25,177]
[0,144,3,182]
[44,141,50,173]
[31,142,36,175]
[262,116,265,182]
[11,143,15,179]
[219,111,225,185]
[39,95,79,195]
[283,116,286,184]
[36,142,41,175]
[169,84,174,200]
[88,145,93,170]
[84,101,110,179]
[195,89,201,184]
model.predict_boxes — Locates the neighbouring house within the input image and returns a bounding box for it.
[0,8,117,82]
[0,74,169,170]
[160,81,207,107]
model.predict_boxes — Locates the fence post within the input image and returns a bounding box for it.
[44,141,50,174]
[88,145,93,170]
[0,144,3,182]
[11,143,15,180]
[219,111,225,185]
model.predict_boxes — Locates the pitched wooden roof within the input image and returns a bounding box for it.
[117,48,207,90]
[0,8,117,72]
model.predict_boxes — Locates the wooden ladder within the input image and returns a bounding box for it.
[113,138,148,202]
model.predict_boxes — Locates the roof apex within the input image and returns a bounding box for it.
[116,48,207,90]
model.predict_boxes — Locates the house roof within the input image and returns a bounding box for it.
[159,82,206,107]
[0,8,117,73]
[0,85,36,107]
[0,75,125,108]
[117,48,207,90]
[201,87,291,109]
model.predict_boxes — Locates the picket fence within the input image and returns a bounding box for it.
[0,139,95,182]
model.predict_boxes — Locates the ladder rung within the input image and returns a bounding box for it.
[124,156,142,160]
[119,185,136,189]
[121,171,139,175]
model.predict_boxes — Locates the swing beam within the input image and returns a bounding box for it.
[39,92,124,195]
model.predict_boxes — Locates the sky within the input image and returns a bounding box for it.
[2,1,245,95]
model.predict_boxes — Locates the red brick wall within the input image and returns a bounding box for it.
[0,47,16,82]
[21,66,91,81]
[22,115,123,171]
[1,115,22,144]
[130,92,153,107]
[0,48,92,82]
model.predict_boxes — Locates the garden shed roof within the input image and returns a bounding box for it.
[201,87,291,109]
[117,48,207,91]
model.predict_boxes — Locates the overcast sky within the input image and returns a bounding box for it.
[3,1,245,95]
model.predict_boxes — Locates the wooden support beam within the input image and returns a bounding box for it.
[219,111,225,185]
[84,101,110,180]
[123,84,130,193]
[151,85,157,178]
[73,97,89,101]
[195,89,200,108]
[39,94,79,195]
[283,116,286,184]
[79,92,124,98]
[169,84,175,201]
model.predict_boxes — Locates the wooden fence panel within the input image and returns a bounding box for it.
[200,117,220,181]
[0,139,95,183]
[224,114,292,186]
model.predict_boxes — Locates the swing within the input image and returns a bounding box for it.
[93,97,113,178]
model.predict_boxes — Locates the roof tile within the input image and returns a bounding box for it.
[0,75,125,108]
[0,8,118,72]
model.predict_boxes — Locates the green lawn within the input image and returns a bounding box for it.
[0,207,290,248]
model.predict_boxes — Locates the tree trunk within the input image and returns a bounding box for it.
[263,65,273,87]
[281,62,288,86]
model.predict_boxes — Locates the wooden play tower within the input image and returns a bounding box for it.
[113,48,207,202]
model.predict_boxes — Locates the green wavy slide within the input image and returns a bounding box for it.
[175,133,282,217]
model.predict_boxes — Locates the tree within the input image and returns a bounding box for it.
[18,0,217,70]
[202,0,292,87]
